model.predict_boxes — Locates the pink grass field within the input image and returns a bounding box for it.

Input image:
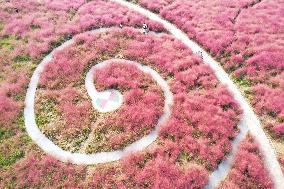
[0,0,283,188]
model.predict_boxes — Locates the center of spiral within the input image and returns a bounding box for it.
[94,89,123,112]
[85,63,123,113]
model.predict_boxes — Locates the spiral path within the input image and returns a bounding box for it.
[23,1,284,188]
[24,29,173,164]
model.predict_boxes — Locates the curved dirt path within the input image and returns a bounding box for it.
[111,0,284,188]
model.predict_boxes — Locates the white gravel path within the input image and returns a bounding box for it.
[24,30,173,164]
[111,0,284,188]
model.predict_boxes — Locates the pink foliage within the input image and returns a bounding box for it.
[236,51,284,83]
[174,88,240,139]
[45,0,85,11]
[140,0,172,13]
[124,32,198,75]
[122,152,148,176]
[177,165,209,189]
[171,64,219,93]
[57,87,92,132]
[3,15,33,36]
[108,87,163,133]
[279,155,284,171]
[74,0,164,31]
[253,84,284,119]
[114,88,163,131]
[5,154,86,188]
[159,85,241,169]
[159,118,193,140]
[90,165,127,188]
[133,157,182,188]
[40,48,90,89]
[251,80,284,135]
[0,93,19,125]
[121,153,209,189]
[95,62,153,91]
[273,123,284,135]
[1,72,28,95]
[219,136,274,189]
[196,30,234,54]
[156,0,242,51]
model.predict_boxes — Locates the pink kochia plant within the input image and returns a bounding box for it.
[133,157,207,188]
[40,49,90,89]
[58,87,92,132]
[94,62,154,91]
[0,72,28,126]
[0,93,19,125]
[219,136,274,189]
[90,152,209,188]
[273,123,284,135]
[45,0,85,11]
[2,153,86,188]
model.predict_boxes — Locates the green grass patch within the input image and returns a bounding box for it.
[177,151,194,164]
[232,75,254,101]
[0,150,24,168]
[13,112,26,132]
[0,127,14,141]
[36,114,50,128]
[30,24,41,30]
[50,36,68,49]
[232,75,252,87]
[36,98,59,129]
[13,55,31,62]
[0,35,15,50]
[20,134,32,143]
[0,21,3,31]
[12,62,25,70]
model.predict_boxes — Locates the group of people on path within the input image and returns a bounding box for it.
[119,22,149,34]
